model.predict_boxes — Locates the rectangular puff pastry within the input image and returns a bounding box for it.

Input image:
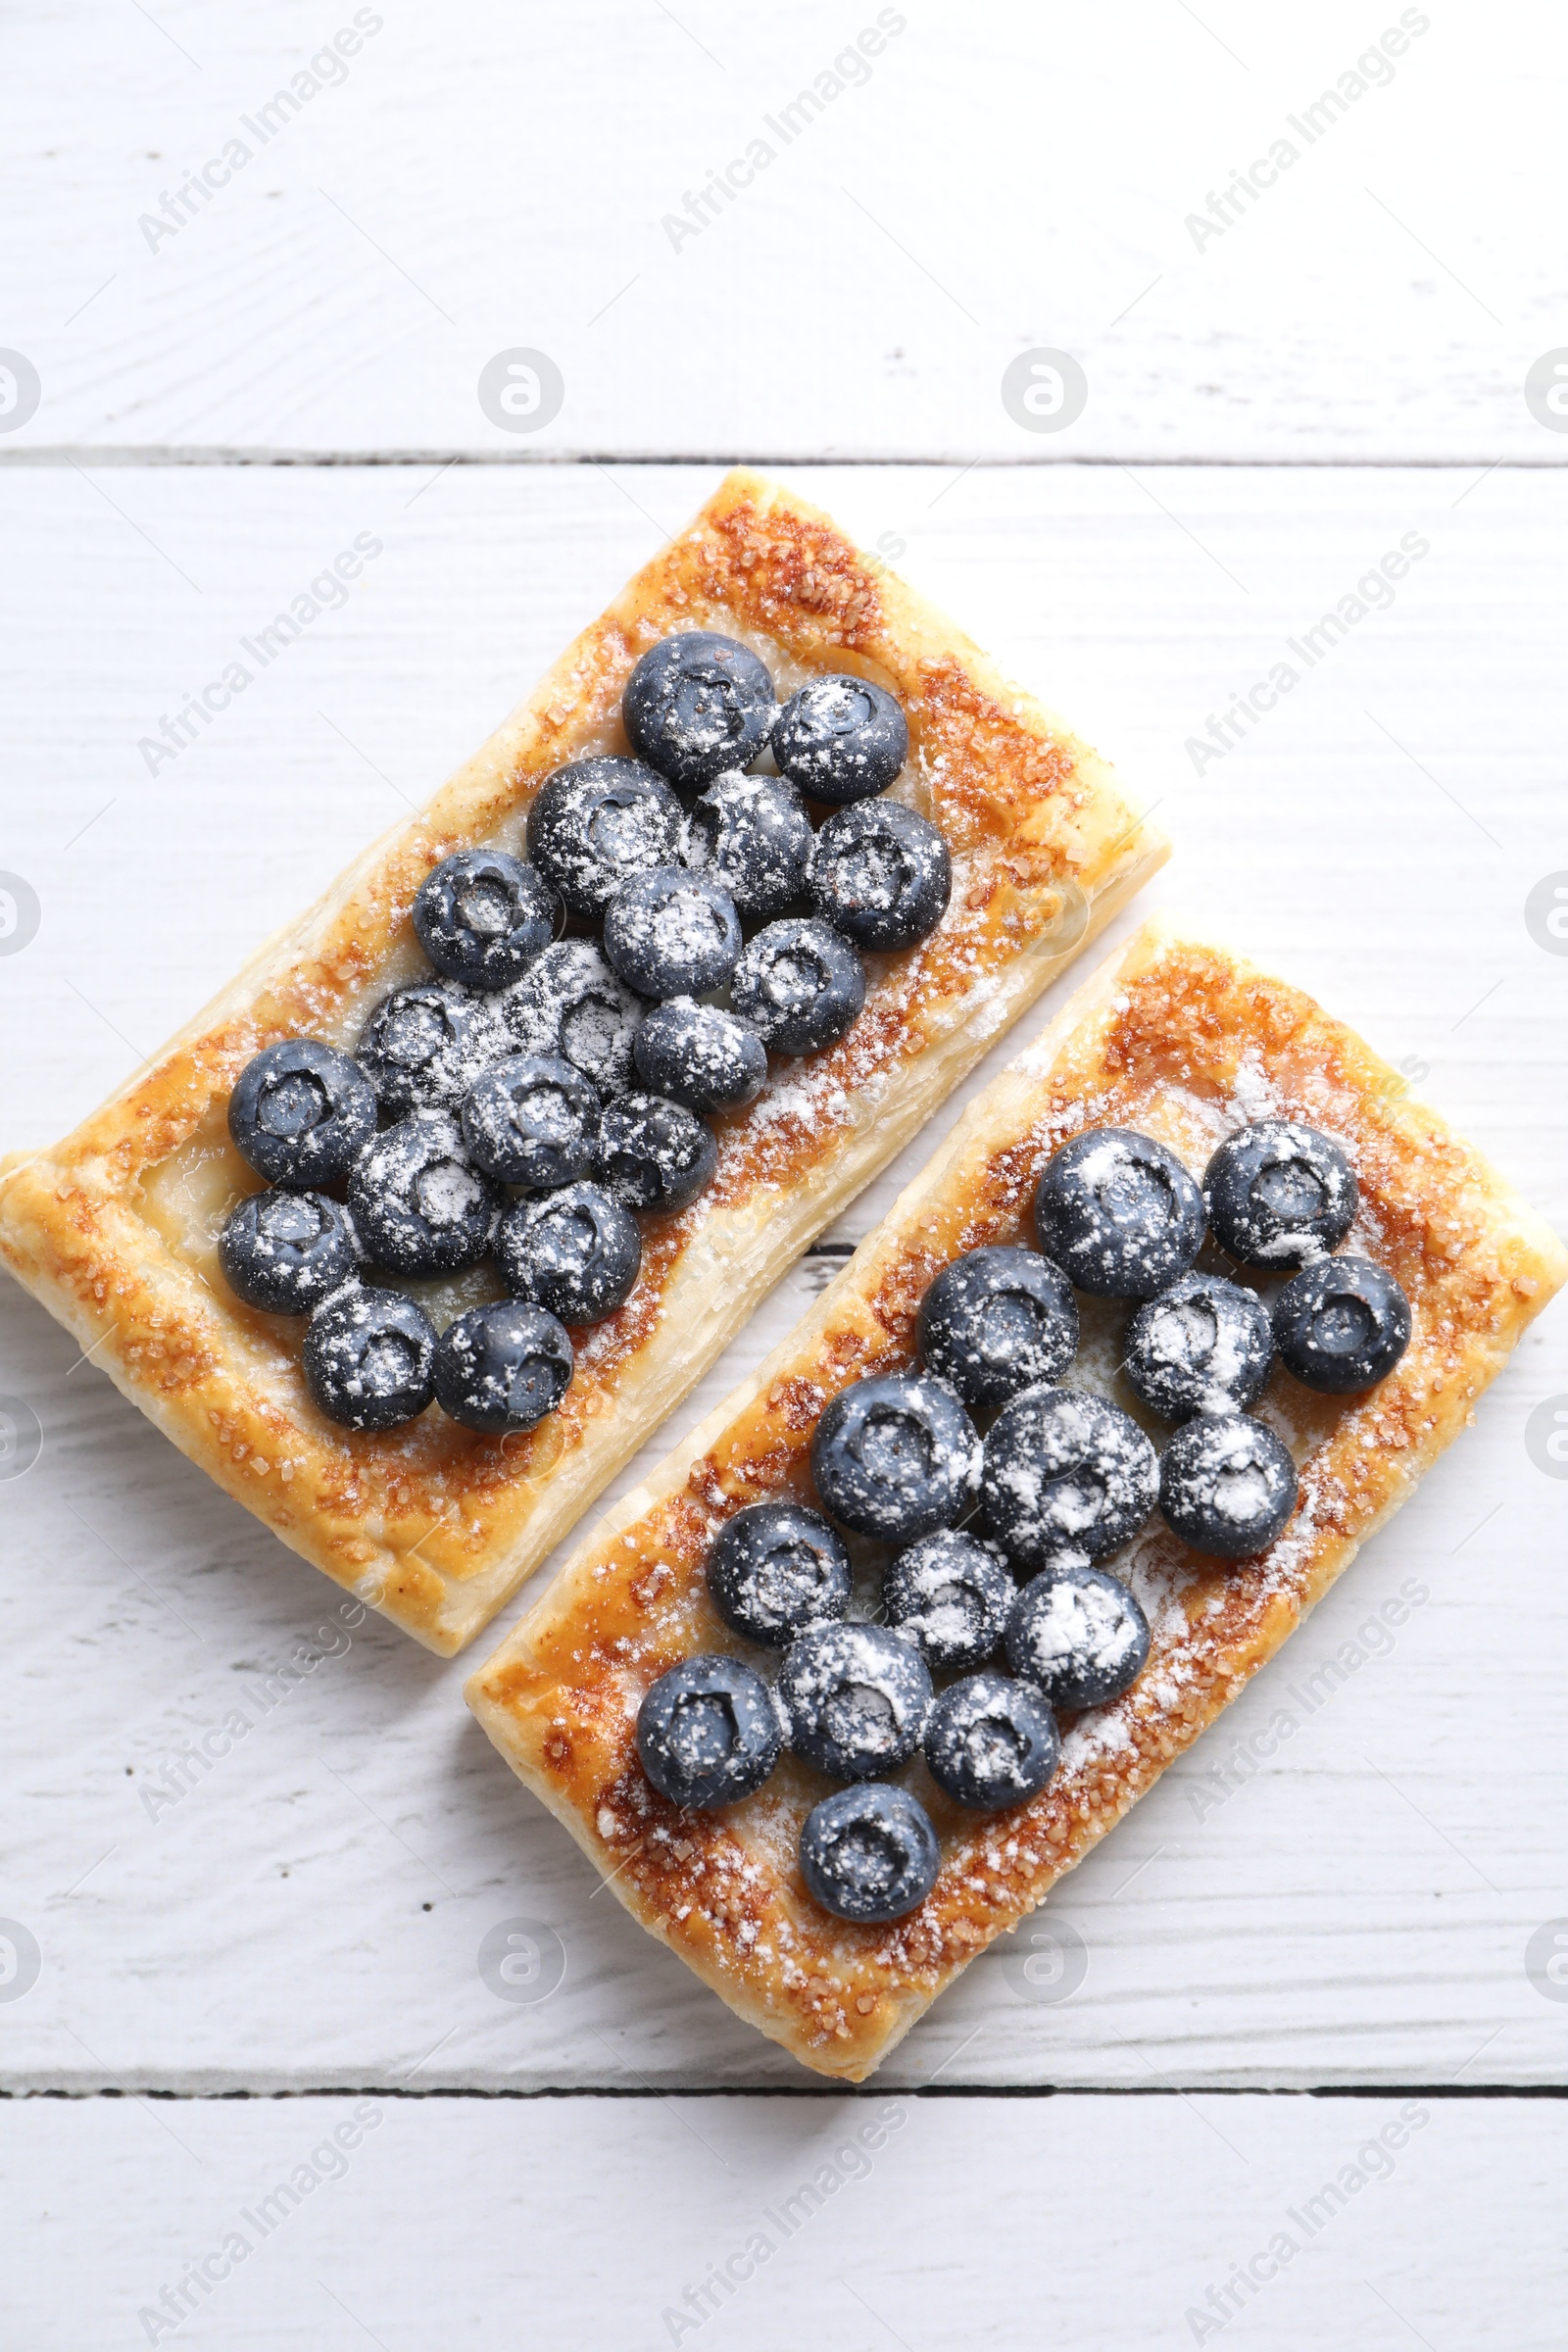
[466,917,1568,2080]
[0,469,1164,1655]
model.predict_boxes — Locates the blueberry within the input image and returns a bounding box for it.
[808,801,951,953]
[922,1673,1060,1811]
[679,771,813,923]
[809,1373,982,1544]
[632,1000,767,1113]
[500,941,643,1100]
[1272,1254,1411,1394]
[981,1388,1157,1569]
[1123,1272,1274,1422]
[1035,1128,1205,1298]
[303,1284,436,1432]
[708,1500,852,1647]
[621,632,776,794]
[494,1180,641,1325]
[882,1530,1014,1672]
[799,1784,940,1923]
[771,673,908,805]
[1005,1564,1151,1712]
[1203,1119,1358,1271]
[596,1091,717,1213]
[777,1621,933,1780]
[460,1053,601,1191]
[602,867,743,1001]
[357,980,502,1118]
[635,1653,782,1810]
[412,850,558,993]
[525,757,683,918]
[1158,1412,1298,1559]
[219,1189,359,1314]
[227,1039,376,1190]
[432,1299,573,1433]
[917,1246,1079,1412]
[347,1110,500,1277]
[730,917,865,1054]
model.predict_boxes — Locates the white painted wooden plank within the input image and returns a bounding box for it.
[3,2092,1562,2350]
[5,0,1568,462]
[2,463,1567,2090]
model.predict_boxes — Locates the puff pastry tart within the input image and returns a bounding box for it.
[0,469,1162,1655]
[466,919,1567,2080]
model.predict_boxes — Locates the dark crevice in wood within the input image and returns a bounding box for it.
[5,2082,1564,2103]
[0,449,1559,471]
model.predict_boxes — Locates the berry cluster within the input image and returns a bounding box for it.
[635,1116,1412,1926]
[219,633,946,1436]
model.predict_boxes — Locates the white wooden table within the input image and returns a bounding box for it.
[4,4,1567,2344]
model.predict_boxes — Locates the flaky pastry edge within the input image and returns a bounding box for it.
[466,917,1568,2077]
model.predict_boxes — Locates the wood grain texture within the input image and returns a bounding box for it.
[5,5,1565,2327]
[3,2091,1564,2350]
[3,0,1567,463]
[1,464,1565,2091]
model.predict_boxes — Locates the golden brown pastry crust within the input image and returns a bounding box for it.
[0,469,1162,1654]
[465,918,1568,2080]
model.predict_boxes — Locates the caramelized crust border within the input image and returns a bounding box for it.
[0,470,1162,1653]
[466,919,1568,2079]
